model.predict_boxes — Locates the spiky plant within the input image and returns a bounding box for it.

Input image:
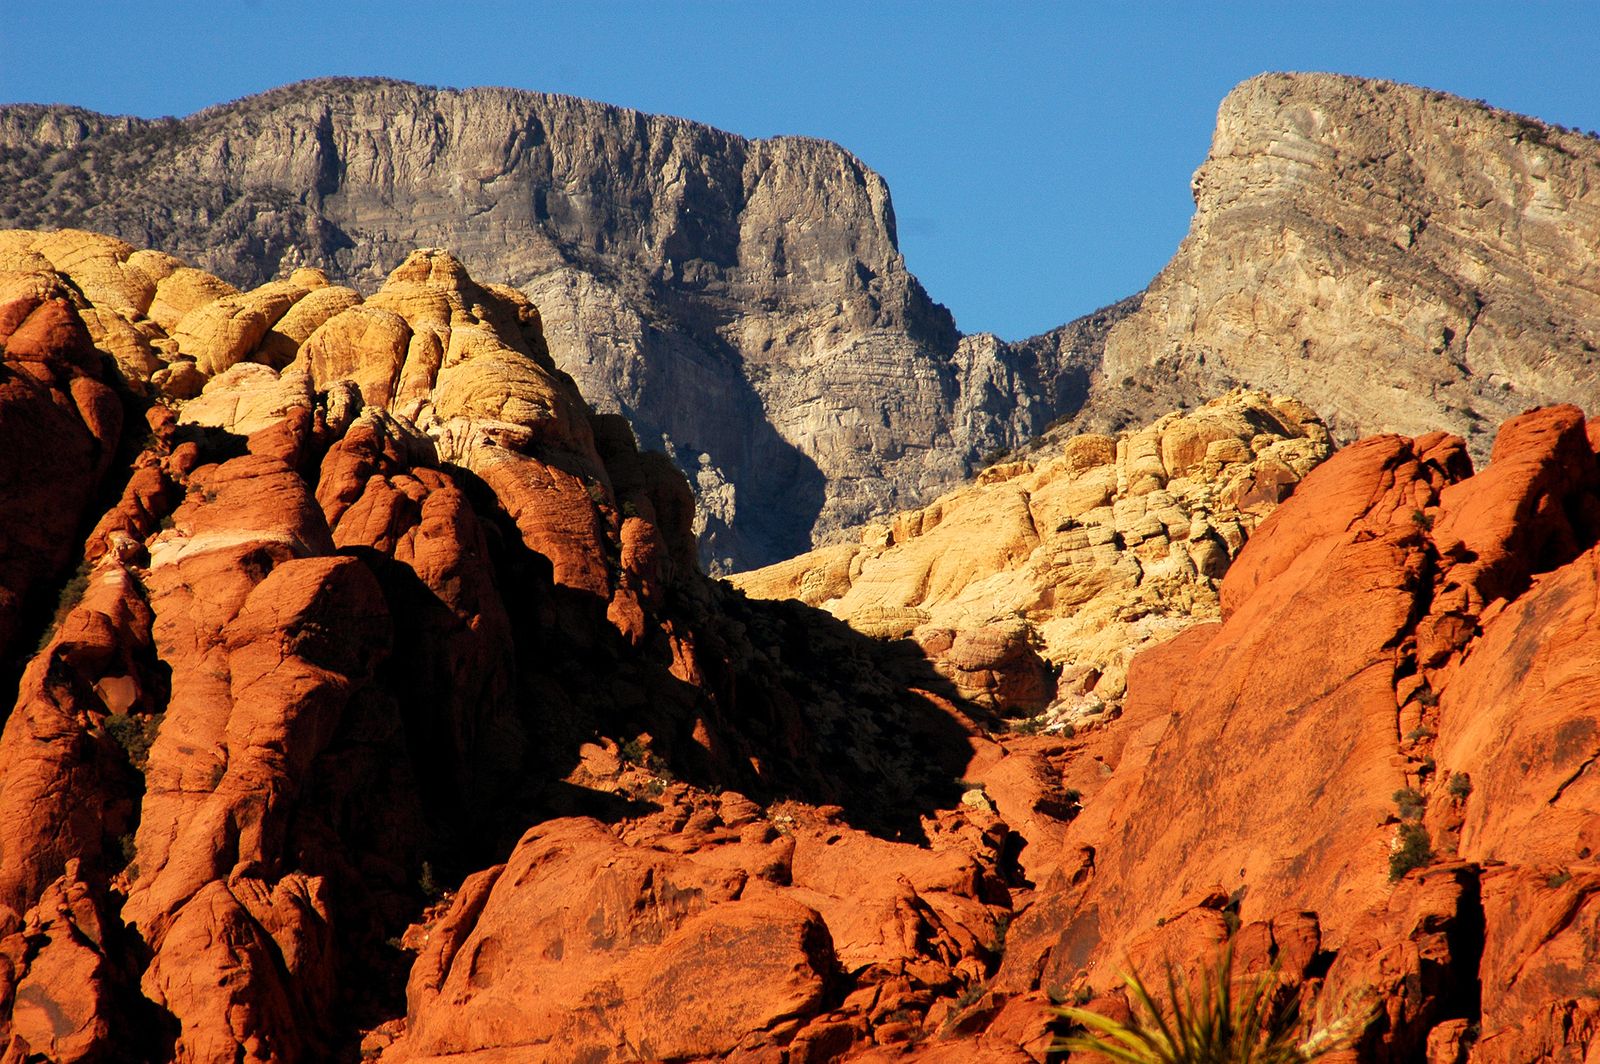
[1055,946,1367,1064]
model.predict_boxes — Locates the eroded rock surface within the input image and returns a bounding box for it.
[0,84,1132,572]
[734,390,1332,724]
[1080,73,1600,461]
[2,231,1597,1062]
[998,406,1600,1063]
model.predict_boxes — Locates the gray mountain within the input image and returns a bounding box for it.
[1065,72,1600,454]
[0,78,1128,571]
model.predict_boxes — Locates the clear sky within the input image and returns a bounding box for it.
[4,2,1600,340]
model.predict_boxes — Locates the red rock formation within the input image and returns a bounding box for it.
[0,279,125,660]
[1001,406,1600,1062]
[4,230,1598,1063]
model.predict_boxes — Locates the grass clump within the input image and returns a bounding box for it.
[1056,946,1367,1063]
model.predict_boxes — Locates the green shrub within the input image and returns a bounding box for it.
[1392,788,1425,821]
[105,712,164,772]
[1389,823,1433,881]
[419,861,444,900]
[1056,945,1367,1063]
[1447,772,1472,799]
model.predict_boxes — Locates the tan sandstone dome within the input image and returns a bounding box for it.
[733,390,1334,723]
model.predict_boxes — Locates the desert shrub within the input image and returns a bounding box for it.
[105,712,164,772]
[32,561,94,655]
[419,861,444,900]
[1056,945,1367,1063]
[1392,787,1425,821]
[1389,823,1433,881]
[1447,772,1472,799]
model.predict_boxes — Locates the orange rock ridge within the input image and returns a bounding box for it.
[0,229,1595,1062]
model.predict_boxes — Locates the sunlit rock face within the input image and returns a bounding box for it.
[1072,72,1600,461]
[0,81,1130,572]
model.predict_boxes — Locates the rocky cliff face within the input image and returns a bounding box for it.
[1077,72,1600,455]
[1,230,1597,1061]
[0,79,1127,572]
[733,389,1332,726]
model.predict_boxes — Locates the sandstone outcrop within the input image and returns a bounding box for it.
[0,261,124,664]
[734,390,1333,722]
[0,235,1017,1061]
[998,405,1600,1062]
[1080,73,1600,461]
[3,230,1598,1061]
[0,84,1132,572]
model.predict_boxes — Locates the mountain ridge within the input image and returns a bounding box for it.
[0,76,1124,572]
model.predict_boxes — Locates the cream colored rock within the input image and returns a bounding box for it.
[180,363,314,438]
[28,228,154,315]
[171,280,306,376]
[79,306,163,384]
[148,268,239,333]
[255,284,361,368]
[299,304,411,408]
[733,390,1334,721]
[1092,73,1600,459]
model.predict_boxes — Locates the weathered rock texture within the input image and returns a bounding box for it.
[0,234,1022,1062]
[0,81,1131,572]
[2,231,1597,1063]
[734,390,1332,723]
[1078,72,1600,459]
[996,406,1600,1063]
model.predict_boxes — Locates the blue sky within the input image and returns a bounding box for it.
[4,2,1599,340]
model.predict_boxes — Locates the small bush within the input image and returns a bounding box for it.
[105,712,164,772]
[419,861,444,901]
[1389,823,1433,881]
[1447,772,1472,798]
[32,561,94,655]
[954,982,987,1009]
[1392,787,1425,821]
[1056,945,1368,1062]
[1547,870,1573,889]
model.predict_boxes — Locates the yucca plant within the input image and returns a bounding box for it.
[1055,946,1367,1064]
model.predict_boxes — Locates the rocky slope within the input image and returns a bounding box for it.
[0,230,1597,1060]
[1077,72,1600,456]
[0,231,1021,1062]
[0,80,1130,572]
[733,389,1332,724]
[997,405,1600,1063]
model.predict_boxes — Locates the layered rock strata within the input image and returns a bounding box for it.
[0,83,1130,571]
[1079,72,1600,459]
[734,390,1332,722]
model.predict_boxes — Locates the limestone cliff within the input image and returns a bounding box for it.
[1078,72,1600,454]
[0,80,1127,572]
